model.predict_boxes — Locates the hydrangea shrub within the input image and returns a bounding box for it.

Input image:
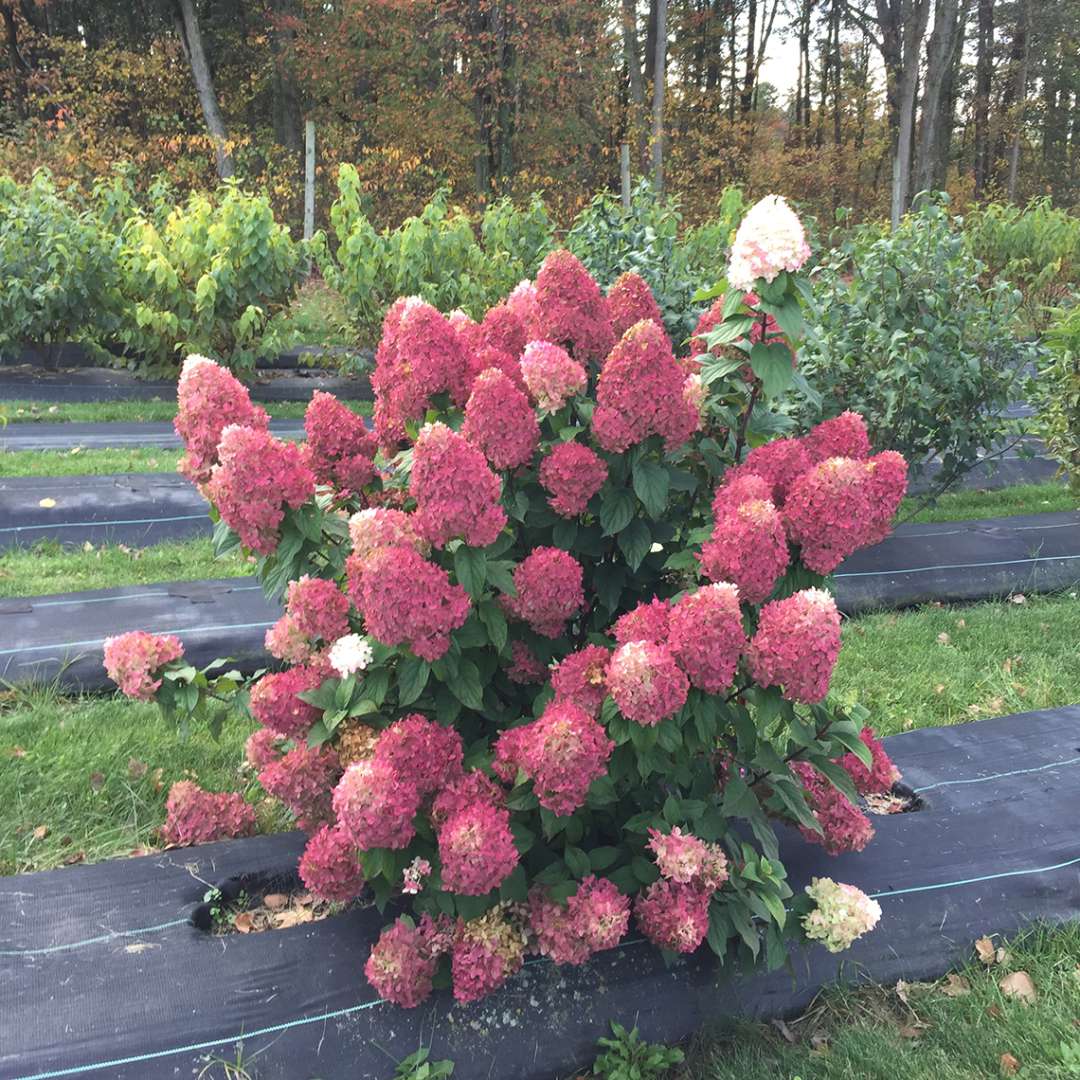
[111,196,904,1008]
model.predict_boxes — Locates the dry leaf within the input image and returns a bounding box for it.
[997,948,1010,965]
[89,772,105,791]
[272,910,301,929]
[8,746,27,759]
[976,936,996,964]
[1010,594,1027,605]
[941,974,972,997]
[38,497,57,509]
[128,758,148,780]
[294,890,314,906]
[809,1032,830,1054]
[62,851,85,865]
[234,912,254,934]
[999,971,1037,1005]
[895,980,912,1005]
[986,1005,1004,1020]
[32,825,49,840]
[956,618,966,629]
[770,1019,797,1044]
[263,893,288,912]
[934,684,946,695]
[937,632,951,644]
[999,1052,1020,1075]
[898,1024,926,1039]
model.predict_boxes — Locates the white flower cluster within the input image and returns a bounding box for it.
[727,195,811,292]
[328,633,374,678]
[801,876,881,953]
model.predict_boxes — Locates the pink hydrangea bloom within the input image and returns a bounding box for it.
[506,279,540,337]
[244,727,284,771]
[249,663,327,740]
[285,575,351,646]
[332,759,422,850]
[299,823,366,903]
[430,769,506,829]
[612,598,671,646]
[437,802,519,895]
[258,743,342,832]
[634,879,711,953]
[747,588,841,704]
[802,877,881,952]
[162,780,256,846]
[480,302,528,360]
[606,271,663,338]
[364,916,442,1008]
[668,583,747,693]
[304,390,378,492]
[699,498,790,604]
[790,761,875,855]
[550,644,610,716]
[711,471,775,516]
[264,614,312,664]
[175,355,269,486]
[607,640,689,726]
[507,640,547,685]
[802,411,872,464]
[519,340,587,411]
[647,827,729,892]
[206,424,315,555]
[373,713,464,797]
[451,907,526,1003]
[410,421,507,549]
[351,545,470,661]
[501,547,584,638]
[349,507,427,562]
[372,297,472,448]
[538,441,607,517]
[726,195,811,292]
[103,630,184,701]
[448,308,483,354]
[592,320,700,453]
[462,367,540,470]
[742,438,813,505]
[533,249,614,363]
[494,700,613,817]
[529,876,630,965]
[839,726,902,796]
[783,456,899,574]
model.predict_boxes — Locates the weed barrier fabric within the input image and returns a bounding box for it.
[1,707,1078,1080]
[835,510,1080,613]
[0,474,210,551]
[0,418,305,452]
[0,579,278,689]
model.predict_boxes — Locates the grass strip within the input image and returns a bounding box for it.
[0,398,371,424]
[902,482,1074,524]
[0,446,183,476]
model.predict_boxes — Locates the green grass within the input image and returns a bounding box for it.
[902,482,1075,524]
[0,398,371,424]
[685,923,1080,1080]
[0,446,183,476]
[0,687,277,875]
[833,592,1080,736]
[0,538,249,597]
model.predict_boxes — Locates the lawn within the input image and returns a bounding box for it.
[0,398,371,424]
[0,446,182,476]
[902,481,1075,523]
[0,537,250,597]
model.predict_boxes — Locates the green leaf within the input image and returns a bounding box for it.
[618,518,652,570]
[599,489,635,536]
[477,600,508,651]
[588,846,620,871]
[449,658,484,711]
[749,341,795,399]
[632,460,670,518]
[453,546,487,598]
[552,518,578,549]
[397,655,430,706]
[486,559,517,596]
[564,846,591,878]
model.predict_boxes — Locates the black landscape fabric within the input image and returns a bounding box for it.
[2,511,1077,691]
[0,418,305,452]
[1,707,1078,1079]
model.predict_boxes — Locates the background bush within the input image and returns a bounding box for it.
[798,196,1036,492]
[1031,300,1080,493]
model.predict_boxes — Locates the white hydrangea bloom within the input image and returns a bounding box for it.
[727,195,811,292]
[801,876,881,953]
[328,633,374,678]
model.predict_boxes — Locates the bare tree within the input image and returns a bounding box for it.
[621,0,648,170]
[174,0,233,178]
[972,0,992,195]
[651,0,667,192]
[915,0,968,193]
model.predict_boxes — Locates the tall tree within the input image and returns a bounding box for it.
[652,0,668,191]
[174,0,234,178]
[621,0,648,169]
[915,0,967,193]
[972,0,993,195]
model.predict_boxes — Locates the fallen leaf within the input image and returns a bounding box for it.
[8,746,27,759]
[895,979,911,1005]
[937,632,951,645]
[89,772,105,791]
[263,892,288,912]
[809,1032,829,1054]
[999,1052,1020,1075]
[38,497,57,509]
[234,912,254,934]
[128,758,148,780]
[124,942,158,955]
[898,1024,926,1039]
[32,825,49,840]
[934,684,946,695]
[294,890,314,906]
[272,910,301,929]
[997,948,1010,965]
[941,973,972,997]
[976,936,996,964]
[999,971,1037,1005]
[770,1018,797,1044]
[986,1005,1004,1020]
[1010,594,1027,604]
[956,618,966,629]
[62,851,85,865]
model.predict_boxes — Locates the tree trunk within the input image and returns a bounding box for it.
[915,0,962,193]
[830,0,842,146]
[1,2,30,118]
[651,0,667,193]
[267,0,303,153]
[621,0,649,170]
[741,0,757,113]
[1004,0,1030,200]
[973,0,993,195]
[174,0,233,179]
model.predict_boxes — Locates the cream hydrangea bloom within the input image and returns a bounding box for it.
[801,876,882,953]
[328,633,374,678]
[727,195,811,292]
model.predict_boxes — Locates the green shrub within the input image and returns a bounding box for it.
[963,199,1080,333]
[1031,300,1080,493]
[0,169,121,362]
[115,180,302,372]
[799,195,1034,491]
[320,167,553,338]
[593,1021,684,1079]
[261,278,363,364]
